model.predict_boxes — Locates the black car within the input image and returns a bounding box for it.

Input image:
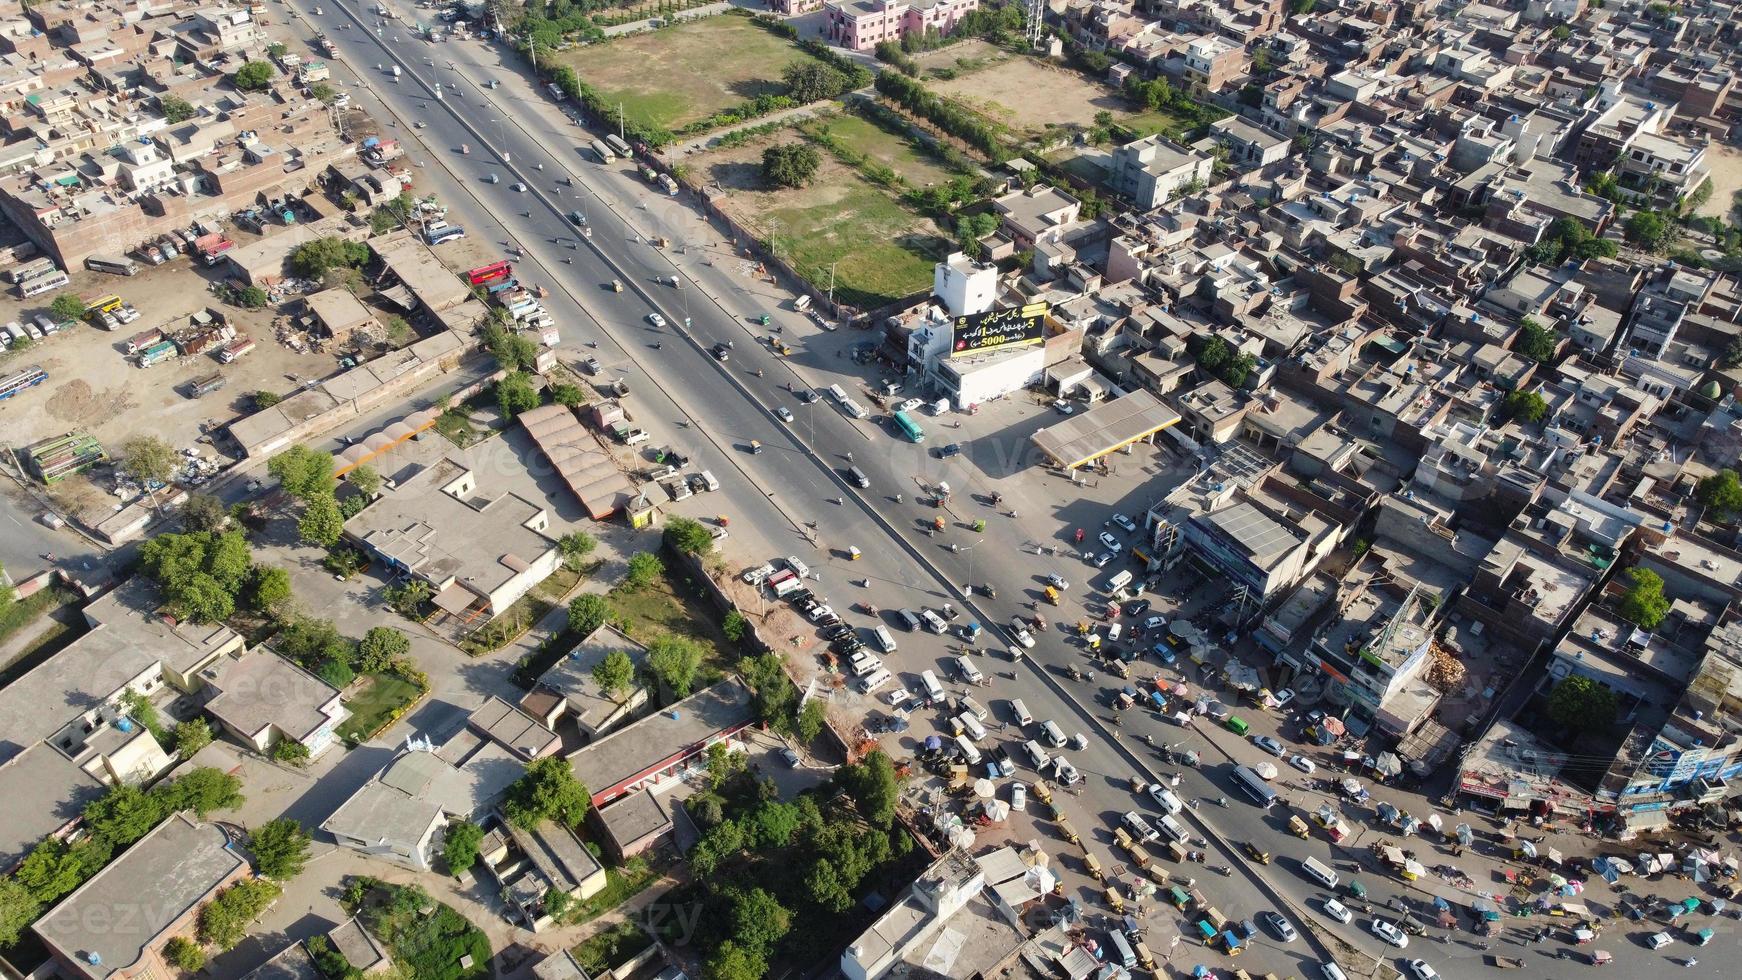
[797,388,820,404]
[1123,598,1151,618]
[789,589,814,605]
[831,638,863,656]
[824,625,855,640]
[936,443,962,458]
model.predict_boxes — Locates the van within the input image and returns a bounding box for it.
[1041,720,1066,748]
[1108,569,1135,593]
[848,466,869,488]
[858,668,892,693]
[1302,856,1339,889]
[960,695,988,721]
[1157,815,1188,843]
[956,713,986,740]
[1150,787,1184,815]
[921,609,947,634]
[1107,930,1136,968]
[1023,739,1050,768]
[1010,698,1033,727]
[873,625,897,653]
[897,608,922,632]
[954,655,983,684]
[1224,716,1250,736]
[699,470,720,492]
[1320,964,1348,980]
[919,669,946,702]
[1107,623,1124,641]
[954,734,981,765]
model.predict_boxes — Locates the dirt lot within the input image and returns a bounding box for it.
[551,14,824,133]
[930,54,1156,136]
[693,130,949,309]
[1697,144,1742,220]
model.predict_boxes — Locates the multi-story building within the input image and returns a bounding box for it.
[824,0,980,51]
[1177,34,1247,94]
[1309,571,1438,737]
[1106,134,1214,210]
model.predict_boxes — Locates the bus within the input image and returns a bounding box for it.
[1231,765,1278,808]
[19,271,69,298]
[590,139,615,163]
[85,254,139,277]
[466,261,512,287]
[893,410,926,444]
[5,257,56,284]
[426,224,465,246]
[604,134,631,158]
[0,366,47,402]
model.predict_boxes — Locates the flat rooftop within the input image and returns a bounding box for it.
[467,696,559,761]
[0,578,239,761]
[35,813,245,980]
[524,624,648,733]
[1196,500,1307,567]
[1030,389,1181,469]
[204,650,342,743]
[0,742,106,871]
[570,679,755,803]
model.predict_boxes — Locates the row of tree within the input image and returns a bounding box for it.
[873,72,1007,163]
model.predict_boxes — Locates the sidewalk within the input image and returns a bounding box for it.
[600,0,731,37]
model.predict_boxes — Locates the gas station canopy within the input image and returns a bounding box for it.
[1030,389,1181,469]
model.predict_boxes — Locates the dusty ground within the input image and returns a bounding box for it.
[930,54,1135,134]
[912,38,1010,74]
[1697,143,1742,220]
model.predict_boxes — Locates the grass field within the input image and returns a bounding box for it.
[696,134,948,309]
[804,111,957,187]
[610,569,734,670]
[553,15,823,132]
[337,673,424,742]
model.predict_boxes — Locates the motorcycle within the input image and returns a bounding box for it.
[1211,866,1232,877]
[1214,796,1229,808]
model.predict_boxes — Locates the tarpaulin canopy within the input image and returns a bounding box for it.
[1254,762,1278,781]
[1546,848,1563,864]
[974,778,996,798]
[1374,752,1403,776]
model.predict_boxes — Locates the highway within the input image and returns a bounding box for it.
[274,5,1568,978]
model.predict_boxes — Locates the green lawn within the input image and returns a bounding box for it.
[765,181,948,310]
[806,112,957,187]
[0,583,72,648]
[532,564,584,603]
[1118,108,1191,138]
[563,851,669,927]
[338,673,425,742]
[358,882,490,980]
[609,572,734,671]
[555,15,824,132]
[571,920,655,976]
[460,593,555,657]
[433,408,480,448]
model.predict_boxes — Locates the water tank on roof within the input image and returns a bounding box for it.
[117,717,135,733]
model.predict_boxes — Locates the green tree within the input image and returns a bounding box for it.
[1722,338,1742,369]
[199,878,282,949]
[442,819,484,874]
[728,887,791,958]
[1502,389,1549,423]
[180,492,229,533]
[625,551,664,589]
[138,529,254,624]
[162,766,245,815]
[504,756,591,828]
[348,464,382,498]
[663,516,715,555]
[1623,210,1675,253]
[1551,23,1571,39]
[706,941,766,980]
[231,61,276,92]
[722,609,748,644]
[1697,469,1742,520]
[1616,567,1671,629]
[704,741,746,790]
[253,389,283,408]
[839,749,900,827]
[1547,674,1619,733]
[273,739,311,767]
[0,877,40,948]
[165,936,206,973]
[357,626,411,672]
[1514,318,1559,363]
[287,236,369,278]
[122,435,177,490]
[383,578,433,616]
[558,531,596,570]
[49,293,86,320]
[160,95,197,123]
[316,658,355,689]
[174,718,214,758]
[310,81,337,103]
[236,285,270,308]
[245,564,293,615]
[592,649,636,696]
[298,493,345,546]
[249,818,312,879]
[266,42,289,59]
[762,142,822,188]
[647,635,703,697]
[782,61,850,103]
[496,371,540,421]
[550,382,586,407]
[268,445,337,500]
[568,593,612,635]
[482,322,540,373]
[796,697,826,743]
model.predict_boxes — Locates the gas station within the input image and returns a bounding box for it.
[1030,389,1182,470]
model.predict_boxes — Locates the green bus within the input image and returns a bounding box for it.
[893,410,925,444]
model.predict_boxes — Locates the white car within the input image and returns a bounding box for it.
[1110,513,1138,533]
[1121,811,1160,844]
[1403,961,1437,980]
[1143,615,1168,631]
[647,313,666,327]
[1321,898,1353,925]
[1009,624,1035,648]
[773,406,793,422]
[512,181,526,192]
[1368,919,1409,949]
[1046,573,1070,590]
[1092,552,1115,568]
[1289,753,1317,774]
[1098,531,1122,552]
[1146,784,1184,814]
[897,398,923,413]
[1051,398,1074,414]
[1253,735,1285,756]
[1273,687,1296,708]
[806,605,834,623]
[1010,783,1027,811]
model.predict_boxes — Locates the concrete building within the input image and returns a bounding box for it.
[932,251,997,319]
[322,740,524,871]
[343,456,561,624]
[991,185,1082,249]
[200,649,348,759]
[824,0,980,51]
[1106,134,1214,210]
[34,813,250,980]
[1178,34,1246,93]
[303,287,381,346]
[1309,571,1439,737]
[569,680,756,809]
[518,624,650,741]
[0,743,106,873]
[840,848,1034,980]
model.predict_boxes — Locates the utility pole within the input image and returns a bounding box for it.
[618,102,625,142]
[827,261,837,307]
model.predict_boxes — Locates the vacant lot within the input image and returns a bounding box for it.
[1698,144,1742,220]
[914,38,1012,76]
[930,55,1163,136]
[696,133,949,309]
[553,15,823,132]
[803,110,957,187]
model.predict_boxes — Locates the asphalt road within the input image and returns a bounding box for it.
[263,6,1671,978]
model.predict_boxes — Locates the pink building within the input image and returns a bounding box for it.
[825,0,980,52]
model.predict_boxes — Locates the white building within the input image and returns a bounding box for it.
[932,252,996,318]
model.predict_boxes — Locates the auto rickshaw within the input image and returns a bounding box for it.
[1242,841,1271,865]
[1589,950,1613,966]
[1045,587,1061,605]
[933,515,946,532]
[1288,815,1310,838]
[1034,614,1048,631]
[1085,852,1105,881]
[972,519,986,532]
[1168,886,1192,909]
[1057,817,1079,845]
[1130,774,1145,792]
[611,279,623,291]
[1032,780,1053,806]
[1114,827,1134,852]
[1104,886,1124,913]
[750,440,763,454]
[1129,845,1153,873]
[754,313,771,325]
[848,546,861,560]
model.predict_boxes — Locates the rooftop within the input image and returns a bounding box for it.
[570,680,755,803]
[34,813,245,980]
[1030,389,1182,469]
[506,820,603,894]
[467,696,560,761]
[1197,499,1308,566]
[0,742,106,871]
[521,624,648,735]
[203,649,343,744]
[322,743,525,850]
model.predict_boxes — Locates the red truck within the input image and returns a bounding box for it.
[194,233,234,266]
